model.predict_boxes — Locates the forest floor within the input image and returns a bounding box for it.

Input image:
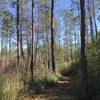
[20,72,79,100]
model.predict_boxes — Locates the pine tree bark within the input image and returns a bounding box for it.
[80,0,89,99]
[30,0,34,79]
[45,0,50,69]
[17,0,20,67]
[51,0,55,72]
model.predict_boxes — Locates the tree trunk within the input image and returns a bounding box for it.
[51,0,55,72]
[45,0,50,70]
[80,0,89,99]
[0,35,3,66]
[9,34,11,62]
[17,0,20,67]
[30,0,34,80]
[87,0,94,42]
[73,18,77,59]
[91,0,98,40]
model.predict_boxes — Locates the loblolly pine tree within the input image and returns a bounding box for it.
[30,0,34,80]
[17,0,20,67]
[51,0,55,72]
[80,0,89,99]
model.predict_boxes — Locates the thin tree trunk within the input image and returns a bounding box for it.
[0,35,3,66]
[91,0,98,39]
[20,1,25,60]
[77,3,81,59]
[51,0,55,72]
[87,0,94,42]
[45,0,50,69]
[30,0,34,80]
[73,18,77,59]
[17,0,20,67]
[9,34,11,62]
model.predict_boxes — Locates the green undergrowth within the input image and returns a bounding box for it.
[87,39,100,100]
[21,72,60,91]
[75,39,100,100]
[0,74,21,100]
[59,61,80,77]
[15,72,60,99]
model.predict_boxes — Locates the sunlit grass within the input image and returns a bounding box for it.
[0,73,22,100]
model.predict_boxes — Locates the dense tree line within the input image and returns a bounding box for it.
[0,0,100,99]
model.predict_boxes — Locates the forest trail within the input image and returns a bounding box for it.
[22,72,78,100]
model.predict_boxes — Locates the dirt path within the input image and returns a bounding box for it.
[21,75,78,100]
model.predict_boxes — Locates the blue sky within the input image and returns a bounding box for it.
[58,0,71,9]
[0,0,100,49]
[0,0,100,37]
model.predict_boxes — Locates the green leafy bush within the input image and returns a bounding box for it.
[87,39,100,99]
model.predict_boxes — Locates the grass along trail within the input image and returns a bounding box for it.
[21,73,78,100]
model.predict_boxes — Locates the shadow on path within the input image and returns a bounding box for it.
[21,70,79,100]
